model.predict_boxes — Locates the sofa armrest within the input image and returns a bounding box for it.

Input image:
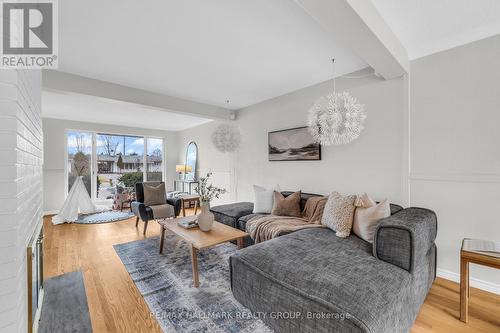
[167,197,182,217]
[373,207,437,273]
[131,201,150,221]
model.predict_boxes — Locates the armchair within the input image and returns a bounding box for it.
[131,182,182,235]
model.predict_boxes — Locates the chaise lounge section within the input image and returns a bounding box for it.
[212,192,437,333]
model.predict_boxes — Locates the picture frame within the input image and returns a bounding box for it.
[268,126,321,161]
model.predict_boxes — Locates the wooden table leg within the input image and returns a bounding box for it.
[182,199,186,217]
[190,245,199,287]
[194,199,198,215]
[460,256,469,322]
[159,227,165,254]
[237,237,244,249]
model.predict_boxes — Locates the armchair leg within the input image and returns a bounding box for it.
[143,221,149,235]
[135,217,140,227]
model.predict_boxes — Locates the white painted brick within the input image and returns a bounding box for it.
[0,69,42,333]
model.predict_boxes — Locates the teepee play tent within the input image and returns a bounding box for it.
[52,176,99,224]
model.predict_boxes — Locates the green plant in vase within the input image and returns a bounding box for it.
[194,172,227,231]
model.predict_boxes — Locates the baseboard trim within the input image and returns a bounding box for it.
[43,210,58,216]
[437,269,500,295]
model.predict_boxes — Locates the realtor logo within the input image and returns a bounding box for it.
[1,0,58,68]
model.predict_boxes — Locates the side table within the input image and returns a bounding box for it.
[178,194,200,217]
[460,238,500,322]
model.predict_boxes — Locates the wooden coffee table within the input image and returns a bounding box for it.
[157,218,248,287]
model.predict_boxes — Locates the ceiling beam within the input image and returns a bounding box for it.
[43,70,232,120]
[296,0,409,79]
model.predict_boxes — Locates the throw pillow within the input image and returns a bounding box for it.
[354,192,376,208]
[271,191,302,217]
[143,183,166,206]
[353,197,390,243]
[253,184,280,213]
[321,192,357,238]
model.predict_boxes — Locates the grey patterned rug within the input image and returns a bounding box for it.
[75,211,134,224]
[113,236,271,333]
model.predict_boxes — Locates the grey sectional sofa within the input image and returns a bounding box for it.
[211,192,437,333]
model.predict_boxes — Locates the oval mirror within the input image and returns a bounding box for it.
[185,142,198,181]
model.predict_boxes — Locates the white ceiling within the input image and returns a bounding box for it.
[371,0,500,60]
[42,90,212,131]
[57,0,366,109]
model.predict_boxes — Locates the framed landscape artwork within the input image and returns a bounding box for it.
[268,126,321,161]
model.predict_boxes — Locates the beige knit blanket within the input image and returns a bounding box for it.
[246,196,327,243]
[150,204,174,219]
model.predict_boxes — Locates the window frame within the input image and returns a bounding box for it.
[64,129,166,200]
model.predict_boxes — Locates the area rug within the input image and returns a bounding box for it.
[113,236,271,333]
[74,211,134,224]
[38,271,92,333]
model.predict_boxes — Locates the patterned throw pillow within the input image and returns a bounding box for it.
[321,192,357,238]
[271,191,302,217]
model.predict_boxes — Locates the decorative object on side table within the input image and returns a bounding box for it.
[194,172,227,231]
[268,126,321,161]
[307,58,366,146]
[460,238,500,323]
[175,164,192,180]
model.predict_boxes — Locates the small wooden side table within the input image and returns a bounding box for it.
[460,238,500,323]
[178,194,200,217]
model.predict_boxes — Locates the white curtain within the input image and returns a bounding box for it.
[52,176,98,224]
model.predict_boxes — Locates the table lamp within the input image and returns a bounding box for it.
[176,165,193,180]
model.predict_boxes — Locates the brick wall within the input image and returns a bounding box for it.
[0,69,43,333]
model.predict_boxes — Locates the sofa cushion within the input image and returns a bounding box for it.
[237,213,267,231]
[210,202,254,228]
[230,228,416,333]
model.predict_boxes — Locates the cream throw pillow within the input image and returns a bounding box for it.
[352,194,390,243]
[321,192,357,238]
[253,184,280,214]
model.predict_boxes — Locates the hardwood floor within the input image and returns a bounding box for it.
[43,212,500,333]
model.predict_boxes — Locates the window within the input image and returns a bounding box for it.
[146,138,163,181]
[66,131,164,201]
[96,134,145,199]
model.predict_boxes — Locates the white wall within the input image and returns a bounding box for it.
[42,118,179,213]
[410,35,500,291]
[178,70,406,207]
[0,70,43,333]
[235,73,406,204]
[177,121,233,205]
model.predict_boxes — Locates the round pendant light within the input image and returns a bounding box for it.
[307,59,366,145]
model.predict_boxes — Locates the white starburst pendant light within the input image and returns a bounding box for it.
[307,59,366,146]
[212,123,241,152]
[212,100,241,152]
